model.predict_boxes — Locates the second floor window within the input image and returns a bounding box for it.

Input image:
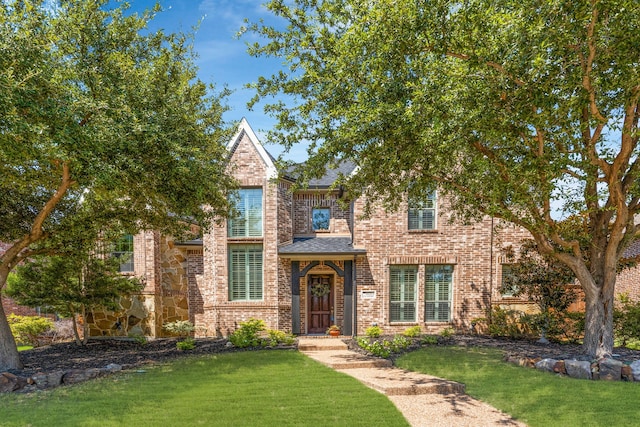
[229,188,263,237]
[312,207,330,231]
[408,191,436,230]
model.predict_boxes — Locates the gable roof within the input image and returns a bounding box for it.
[227,118,278,180]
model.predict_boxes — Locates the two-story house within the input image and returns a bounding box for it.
[86,119,530,338]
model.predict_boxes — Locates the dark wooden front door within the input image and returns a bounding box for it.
[308,275,333,334]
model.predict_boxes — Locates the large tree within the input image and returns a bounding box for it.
[0,0,235,370]
[245,0,640,357]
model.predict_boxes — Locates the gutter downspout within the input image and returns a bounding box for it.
[488,216,494,326]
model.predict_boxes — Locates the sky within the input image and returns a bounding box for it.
[125,0,306,162]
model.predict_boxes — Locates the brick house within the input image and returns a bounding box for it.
[83,119,542,338]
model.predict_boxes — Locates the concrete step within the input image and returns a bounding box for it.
[297,338,349,352]
[301,349,393,369]
[339,367,466,396]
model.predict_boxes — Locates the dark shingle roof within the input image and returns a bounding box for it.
[278,237,366,256]
[283,161,357,188]
[623,240,640,259]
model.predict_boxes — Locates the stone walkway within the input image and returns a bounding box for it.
[298,338,527,427]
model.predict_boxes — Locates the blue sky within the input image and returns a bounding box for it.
[126,0,306,162]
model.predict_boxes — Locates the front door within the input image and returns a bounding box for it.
[308,275,333,334]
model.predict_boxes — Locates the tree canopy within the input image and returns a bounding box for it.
[0,0,235,370]
[246,0,640,357]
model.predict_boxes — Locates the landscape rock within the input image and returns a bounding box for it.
[103,363,122,373]
[564,360,592,380]
[553,360,566,374]
[621,364,632,381]
[535,358,558,373]
[630,360,640,381]
[0,372,28,392]
[62,368,103,385]
[599,358,623,381]
[31,371,64,389]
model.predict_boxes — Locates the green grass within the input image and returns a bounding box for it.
[0,350,408,427]
[396,346,639,427]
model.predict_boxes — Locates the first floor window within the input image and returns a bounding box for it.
[112,234,134,272]
[390,266,417,322]
[425,265,453,321]
[229,244,263,301]
[500,264,516,297]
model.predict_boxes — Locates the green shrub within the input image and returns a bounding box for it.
[129,333,148,345]
[365,325,382,338]
[163,320,195,337]
[356,335,411,358]
[229,318,266,348]
[266,329,296,346]
[420,335,438,345]
[487,306,529,338]
[8,314,53,347]
[614,294,640,346]
[402,325,422,337]
[439,327,455,338]
[176,337,195,351]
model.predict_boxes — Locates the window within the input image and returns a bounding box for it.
[390,266,417,322]
[312,207,330,231]
[408,192,436,230]
[425,265,452,321]
[228,244,263,301]
[228,189,263,237]
[112,234,134,272]
[501,264,516,297]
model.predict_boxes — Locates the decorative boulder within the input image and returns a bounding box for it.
[62,368,102,385]
[630,360,640,381]
[535,358,558,373]
[599,358,623,381]
[564,360,592,380]
[31,371,65,389]
[0,372,28,393]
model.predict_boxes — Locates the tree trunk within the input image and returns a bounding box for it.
[581,272,616,358]
[81,304,89,346]
[70,310,82,346]
[0,298,23,371]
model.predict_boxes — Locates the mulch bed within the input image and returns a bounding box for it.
[12,334,640,378]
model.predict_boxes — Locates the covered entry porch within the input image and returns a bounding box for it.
[278,237,366,336]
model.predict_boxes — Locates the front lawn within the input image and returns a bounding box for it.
[1,350,408,427]
[396,346,638,427]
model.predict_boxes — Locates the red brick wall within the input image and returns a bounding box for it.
[198,130,283,335]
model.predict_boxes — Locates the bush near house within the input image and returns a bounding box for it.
[228,318,296,348]
[8,314,53,347]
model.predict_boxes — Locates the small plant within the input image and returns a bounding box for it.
[365,325,382,338]
[326,325,340,334]
[229,318,266,348]
[163,320,195,337]
[129,333,148,345]
[176,337,196,351]
[402,325,422,337]
[421,335,438,345]
[356,335,411,358]
[8,314,53,347]
[440,327,455,338]
[266,329,296,346]
[163,320,196,349]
